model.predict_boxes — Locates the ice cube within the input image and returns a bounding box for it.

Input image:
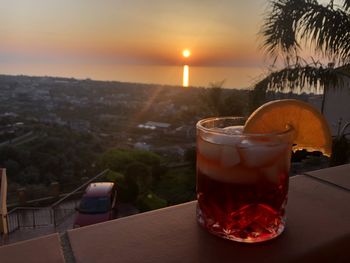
[221,145,240,167]
[237,139,288,168]
[223,126,244,135]
[198,154,258,184]
[219,126,242,167]
[260,154,289,184]
[197,137,221,160]
[197,155,221,180]
[200,125,242,145]
[198,131,241,161]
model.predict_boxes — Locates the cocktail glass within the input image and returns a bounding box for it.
[196,117,294,243]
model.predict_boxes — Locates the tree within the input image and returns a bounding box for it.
[98,149,162,174]
[98,149,134,172]
[98,149,164,202]
[253,0,350,112]
[200,83,247,117]
[125,162,152,194]
[154,167,196,205]
[136,192,167,212]
[200,85,224,116]
[3,159,20,181]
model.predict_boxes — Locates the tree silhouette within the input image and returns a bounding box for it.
[200,82,247,117]
[254,0,350,112]
[125,162,152,194]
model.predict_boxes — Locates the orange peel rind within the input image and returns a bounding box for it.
[244,99,332,157]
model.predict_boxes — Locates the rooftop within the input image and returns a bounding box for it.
[1,164,350,262]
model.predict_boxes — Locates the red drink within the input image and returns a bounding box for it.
[196,118,293,243]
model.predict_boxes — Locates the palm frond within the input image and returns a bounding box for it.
[262,0,350,63]
[250,63,348,112]
[261,0,311,57]
[301,3,350,63]
[343,0,350,11]
[254,64,344,94]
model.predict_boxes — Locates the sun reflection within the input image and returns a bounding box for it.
[183,65,189,87]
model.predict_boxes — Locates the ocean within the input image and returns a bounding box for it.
[0,63,265,89]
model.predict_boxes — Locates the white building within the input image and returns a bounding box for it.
[134,142,151,151]
[144,121,171,129]
[309,74,350,136]
[137,121,171,131]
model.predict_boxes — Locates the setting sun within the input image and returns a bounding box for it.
[182,49,191,58]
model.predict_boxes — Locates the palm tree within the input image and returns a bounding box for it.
[253,0,350,113]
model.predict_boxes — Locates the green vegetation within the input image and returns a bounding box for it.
[0,125,102,187]
[137,192,168,212]
[98,148,161,173]
[1,75,237,211]
[99,148,196,211]
[154,167,196,205]
[105,170,124,182]
[199,85,249,117]
[1,130,196,211]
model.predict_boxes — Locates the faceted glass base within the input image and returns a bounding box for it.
[196,204,286,243]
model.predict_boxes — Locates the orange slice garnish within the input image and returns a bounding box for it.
[244,99,332,156]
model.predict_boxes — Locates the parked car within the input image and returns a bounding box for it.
[73,182,117,228]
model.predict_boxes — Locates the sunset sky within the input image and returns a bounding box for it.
[1,0,268,68]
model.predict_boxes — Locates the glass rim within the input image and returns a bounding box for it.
[196,116,294,137]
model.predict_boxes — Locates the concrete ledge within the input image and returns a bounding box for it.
[304,164,350,190]
[0,233,65,263]
[67,175,350,263]
[2,166,350,263]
